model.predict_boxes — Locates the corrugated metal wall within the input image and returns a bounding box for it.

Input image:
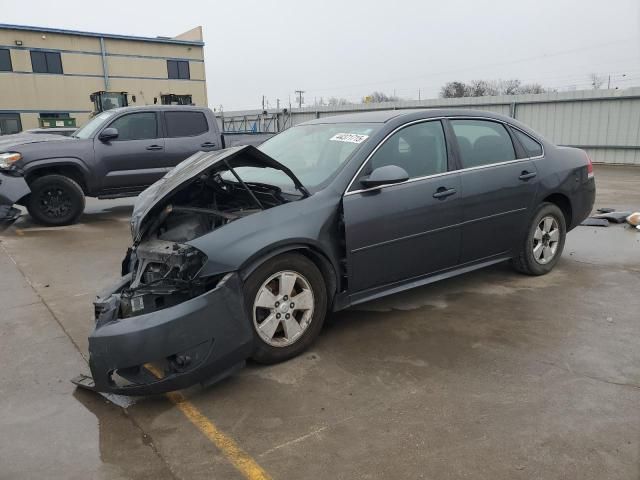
[217,88,640,165]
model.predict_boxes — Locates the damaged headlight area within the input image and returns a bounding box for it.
[116,240,212,319]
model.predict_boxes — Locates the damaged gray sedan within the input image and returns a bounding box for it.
[73,109,595,395]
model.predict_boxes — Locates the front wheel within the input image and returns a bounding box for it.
[26,174,85,226]
[511,202,567,275]
[244,253,327,364]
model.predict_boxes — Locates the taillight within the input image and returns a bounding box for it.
[586,152,594,179]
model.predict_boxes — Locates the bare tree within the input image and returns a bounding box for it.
[328,97,350,106]
[589,73,605,89]
[440,81,468,98]
[518,83,547,94]
[466,80,499,97]
[440,79,549,98]
[500,79,522,95]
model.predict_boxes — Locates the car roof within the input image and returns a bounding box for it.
[300,108,515,125]
[106,105,205,113]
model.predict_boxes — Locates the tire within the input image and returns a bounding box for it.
[511,202,567,276]
[26,174,85,226]
[244,253,328,364]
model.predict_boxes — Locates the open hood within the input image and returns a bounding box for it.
[130,145,308,242]
[0,133,72,150]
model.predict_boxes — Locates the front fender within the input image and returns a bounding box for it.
[187,191,343,291]
[21,157,91,184]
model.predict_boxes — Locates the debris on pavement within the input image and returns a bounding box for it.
[593,211,632,223]
[581,209,640,229]
[580,218,609,227]
[626,212,640,226]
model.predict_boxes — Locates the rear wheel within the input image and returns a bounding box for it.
[512,202,566,275]
[244,253,327,364]
[26,174,85,226]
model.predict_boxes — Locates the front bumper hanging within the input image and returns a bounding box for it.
[72,272,253,395]
[0,172,30,231]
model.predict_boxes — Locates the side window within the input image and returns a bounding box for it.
[30,51,63,74]
[512,128,543,157]
[0,49,12,72]
[367,121,447,179]
[165,111,208,137]
[450,119,516,168]
[167,60,190,79]
[0,113,22,135]
[108,113,158,141]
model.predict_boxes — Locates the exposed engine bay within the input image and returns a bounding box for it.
[149,173,289,243]
[118,151,307,319]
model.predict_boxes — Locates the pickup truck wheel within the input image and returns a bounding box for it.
[245,253,327,364]
[511,202,566,276]
[26,175,85,226]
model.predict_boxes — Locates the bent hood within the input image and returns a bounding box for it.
[0,133,72,150]
[130,145,308,242]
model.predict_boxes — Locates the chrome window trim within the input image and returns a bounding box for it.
[344,115,544,197]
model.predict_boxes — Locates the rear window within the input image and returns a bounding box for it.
[450,119,516,168]
[512,128,543,157]
[165,111,208,137]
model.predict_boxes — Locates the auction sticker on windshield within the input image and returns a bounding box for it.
[329,133,369,144]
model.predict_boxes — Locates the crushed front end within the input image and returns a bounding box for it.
[73,240,253,395]
[74,146,308,395]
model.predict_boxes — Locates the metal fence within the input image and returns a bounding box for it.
[217,88,640,165]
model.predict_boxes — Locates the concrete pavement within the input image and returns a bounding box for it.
[1,165,638,479]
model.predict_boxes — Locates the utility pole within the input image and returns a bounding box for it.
[608,75,611,89]
[295,90,305,108]
[262,95,265,111]
[276,98,280,110]
[418,88,421,101]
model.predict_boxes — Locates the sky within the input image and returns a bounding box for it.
[2,0,639,111]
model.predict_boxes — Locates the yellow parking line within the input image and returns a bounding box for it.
[145,364,272,480]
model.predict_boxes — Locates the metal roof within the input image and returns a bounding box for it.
[0,23,204,46]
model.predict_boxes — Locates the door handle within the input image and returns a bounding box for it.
[201,142,217,148]
[433,187,457,199]
[519,170,537,181]
[146,145,163,151]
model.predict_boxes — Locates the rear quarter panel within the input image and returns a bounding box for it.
[532,145,595,229]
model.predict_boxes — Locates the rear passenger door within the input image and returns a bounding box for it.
[163,110,219,167]
[449,118,539,263]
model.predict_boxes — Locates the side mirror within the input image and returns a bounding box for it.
[98,127,119,142]
[360,165,409,189]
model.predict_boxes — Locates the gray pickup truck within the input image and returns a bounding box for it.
[0,106,272,226]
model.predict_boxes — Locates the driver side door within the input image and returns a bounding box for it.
[343,120,463,298]
[94,111,168,191]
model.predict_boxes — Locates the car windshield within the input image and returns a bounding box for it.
[228,123,380,192]
[73,110,118,139]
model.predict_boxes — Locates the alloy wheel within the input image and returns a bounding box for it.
[532,215,560,265]
[253,270,315,347]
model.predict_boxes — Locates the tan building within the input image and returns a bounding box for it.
[0,23,207,133]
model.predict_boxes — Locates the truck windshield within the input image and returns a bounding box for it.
[236,123,380,191]
[73,111,118,139]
